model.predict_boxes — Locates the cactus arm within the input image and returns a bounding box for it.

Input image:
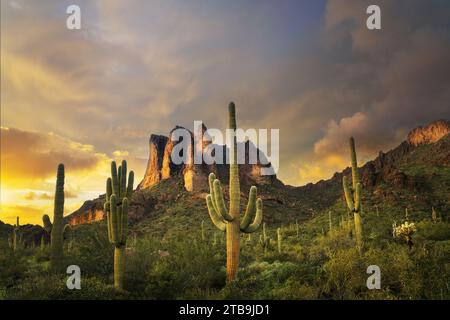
[343,176,354,212]
[213,179,233,221]
[241,198,263,233]
[110,194,119,245]
[121,198,128,245]
[208,173,219,213]
[354,183,361,212]
[206,195,226,231]
[120,160,127,200]
[127,171,134,199]
[111,161,120,196]
[105,203,113,242]
[106,177,112,200]
[240,186,257,230]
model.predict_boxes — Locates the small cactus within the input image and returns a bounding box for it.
[258,222,270,252]
[277,227,282,254]
[343,137,363,252]
[201,220,205,242]
[328,211,333,233]
[42,214,53,234]
[431,207,438,223]
[394,221,417,249]
[11,216,20,252]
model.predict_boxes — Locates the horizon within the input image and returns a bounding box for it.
[1,0,450,225]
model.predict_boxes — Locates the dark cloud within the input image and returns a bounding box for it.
[313,0,450,164]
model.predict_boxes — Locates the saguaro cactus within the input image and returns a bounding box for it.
[11,217,20,251]
[431,207,438,223]
[277,227,282,254]
[259,222,270,252]
[342,137,363,252]
[42,214,53,234]
[104,160,134,290]
[50,164,65,271]
[201,220,205,241]
[328,211,333,233]
[205,102,263,283]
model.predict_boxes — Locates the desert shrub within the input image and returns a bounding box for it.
[415,221,450,241]
[143,235,225,299]
[4,274,119,300]
[321,247,366,299]
[67,224,114,280]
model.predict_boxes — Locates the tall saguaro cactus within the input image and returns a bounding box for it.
[206,102,263,283]
[342,137,363,251]
[50,164,65,270]
[104,160,134,290]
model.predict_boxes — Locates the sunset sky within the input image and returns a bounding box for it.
[1,0,450,225]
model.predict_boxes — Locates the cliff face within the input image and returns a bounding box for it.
[66,199,105,226]
[138,124,280,192]
[407,120,450,146]
[137,135,169,189]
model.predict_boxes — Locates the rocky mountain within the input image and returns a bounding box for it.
[1,120,448,244]
[60,120,449,228]
[138,124,280,192]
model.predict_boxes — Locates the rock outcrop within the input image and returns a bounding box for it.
[138,124,280,192]
[407,120,450,146]
[138,135,169,189]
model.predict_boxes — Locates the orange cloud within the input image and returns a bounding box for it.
[0,127,106,187]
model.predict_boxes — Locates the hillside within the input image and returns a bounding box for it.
[63,120,450,239]
[1,120,449,300]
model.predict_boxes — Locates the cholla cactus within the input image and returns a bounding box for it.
[394,221,417,249]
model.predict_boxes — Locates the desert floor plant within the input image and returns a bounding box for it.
[104,160,134,290]
[50,164,65,271]
[342,137,363,252]
[206,102,263,283]
[277,227,282,254]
